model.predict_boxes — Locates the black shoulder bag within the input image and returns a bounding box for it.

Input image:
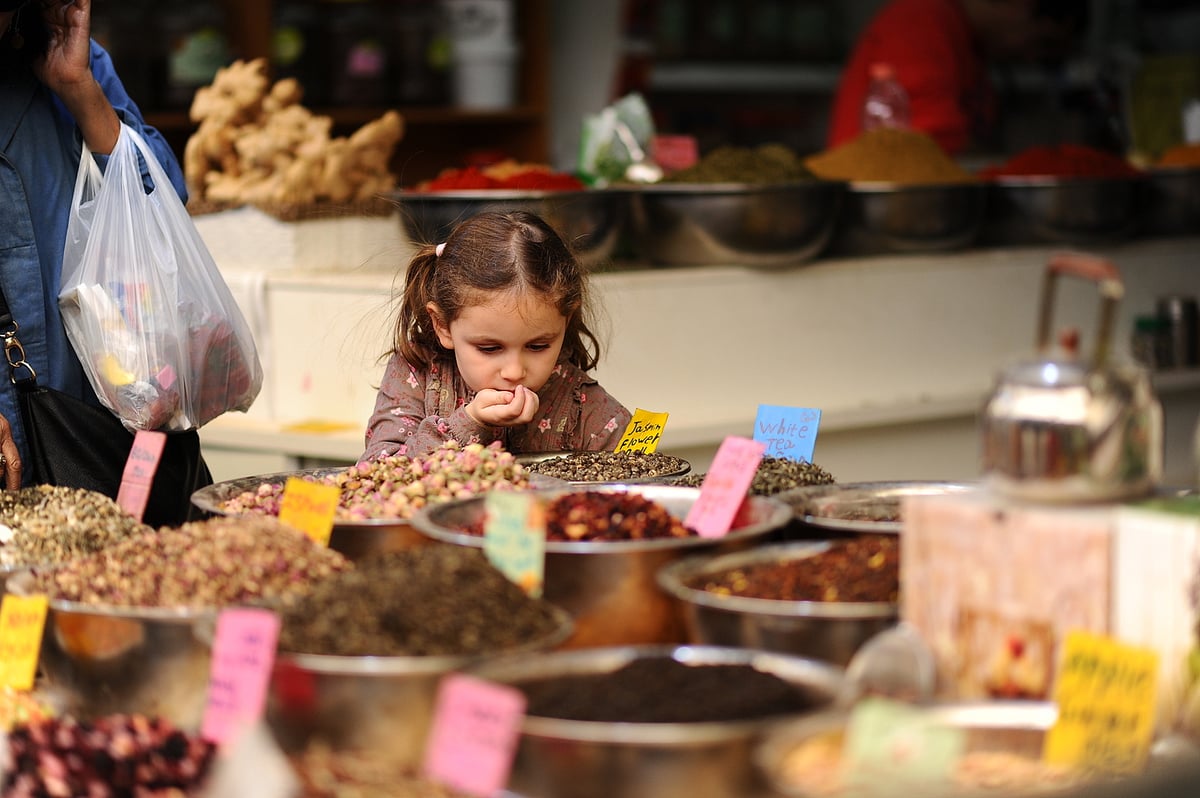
[0,289,211,528]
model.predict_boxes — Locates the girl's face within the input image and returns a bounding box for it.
[429,292,567,395]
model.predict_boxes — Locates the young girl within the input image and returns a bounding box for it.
[362,211,632,459]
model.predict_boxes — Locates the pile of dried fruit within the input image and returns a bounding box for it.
[0,485,152,568]
[221,441,528,521]
[28,516,351,608]
[673,456,836,495]
[464,491,694,542]
[525,451,688,482]
[689,536,899,603]
[277,547,564,657]
[2,714,215,796]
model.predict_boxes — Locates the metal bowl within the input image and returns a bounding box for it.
[191,468,563,562]
[774,481,980,537]
[758,701,1063,796]
[265,604,573,769]
[627,181,844,268]
[831,181,987,255]
[411,485,792,647]
[1141,166,1200,238]
[393,188,628,268]
[516,451,691,484]
[983,175,1146,245]
[192,467,425,561]
[7,570,215,731]
[656,542,898,666]
[467,644,844,798]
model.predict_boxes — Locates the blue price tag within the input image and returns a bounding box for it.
[753,405,822,462]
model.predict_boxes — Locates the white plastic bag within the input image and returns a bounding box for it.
[59,123,263,431]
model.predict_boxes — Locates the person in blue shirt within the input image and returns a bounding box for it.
[0,0,190,492]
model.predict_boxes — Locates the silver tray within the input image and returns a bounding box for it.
[774,481,980,534]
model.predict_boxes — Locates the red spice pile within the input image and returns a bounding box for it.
[980,144,1141,179]
[415,164,586,192]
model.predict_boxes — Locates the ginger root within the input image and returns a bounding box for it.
[185,58,405,209]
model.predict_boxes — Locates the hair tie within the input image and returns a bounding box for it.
[434,242,446,257]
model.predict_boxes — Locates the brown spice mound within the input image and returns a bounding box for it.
[805,128,977,184]
[278,547,564,656]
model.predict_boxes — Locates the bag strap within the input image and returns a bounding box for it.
[0,280,38,387]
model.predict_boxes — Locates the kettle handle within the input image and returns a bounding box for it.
[1036,252,1124,368]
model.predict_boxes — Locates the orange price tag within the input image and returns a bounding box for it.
[614,408,669,454]
[0,594,49,690]
[278,478,340,546]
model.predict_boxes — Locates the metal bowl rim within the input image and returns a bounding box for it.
[412,486,792,553]
[777,480,980,534]
[629,180,847,195]
[656,542,899,619]
[470,643,844,743]
[989,174,1145,188]
[393,188,623,201]
[848,179,986,192]
[7,569,221,620]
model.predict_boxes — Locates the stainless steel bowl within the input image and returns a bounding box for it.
[1141,166,1200,238]
[393,188,628,268]
[468,644,844,798]
[831,181,987,255]
[774,481,980,536]
[192,467,427,561]
[8,570,215,731]
[411,485,792,648]
[656,542,898,666]
[757,701,1064,797]
[516,451,691,484]
[627,181,844,268]
[984,175,1145,245]
[265,604,573,769]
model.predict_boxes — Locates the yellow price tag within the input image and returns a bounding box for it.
[278,477,341,546]
[0,594,49,691]
[1043,631,1159,775]
[614,408,669,454]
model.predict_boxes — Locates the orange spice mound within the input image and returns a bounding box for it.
[804,128,977,185]
[1157,142,1200,169]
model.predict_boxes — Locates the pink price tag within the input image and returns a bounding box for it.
[201,608,281,747]
[423,673,526,797]
[117,430,167,520]
[684,436,766,537]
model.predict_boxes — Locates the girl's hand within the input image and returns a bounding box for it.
[33,0,93,95]
[467,385,540,428]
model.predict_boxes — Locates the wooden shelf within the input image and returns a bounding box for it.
[142,0,550,173]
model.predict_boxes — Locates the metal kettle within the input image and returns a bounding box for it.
[980,253,1163,503]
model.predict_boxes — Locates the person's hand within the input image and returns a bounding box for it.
[30,0,119,153]
[0,412,23,491]
[32,0,93,96]
[466,385,540,428]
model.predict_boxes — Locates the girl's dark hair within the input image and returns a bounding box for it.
[0,1,49,67]
[394,210,602,372]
